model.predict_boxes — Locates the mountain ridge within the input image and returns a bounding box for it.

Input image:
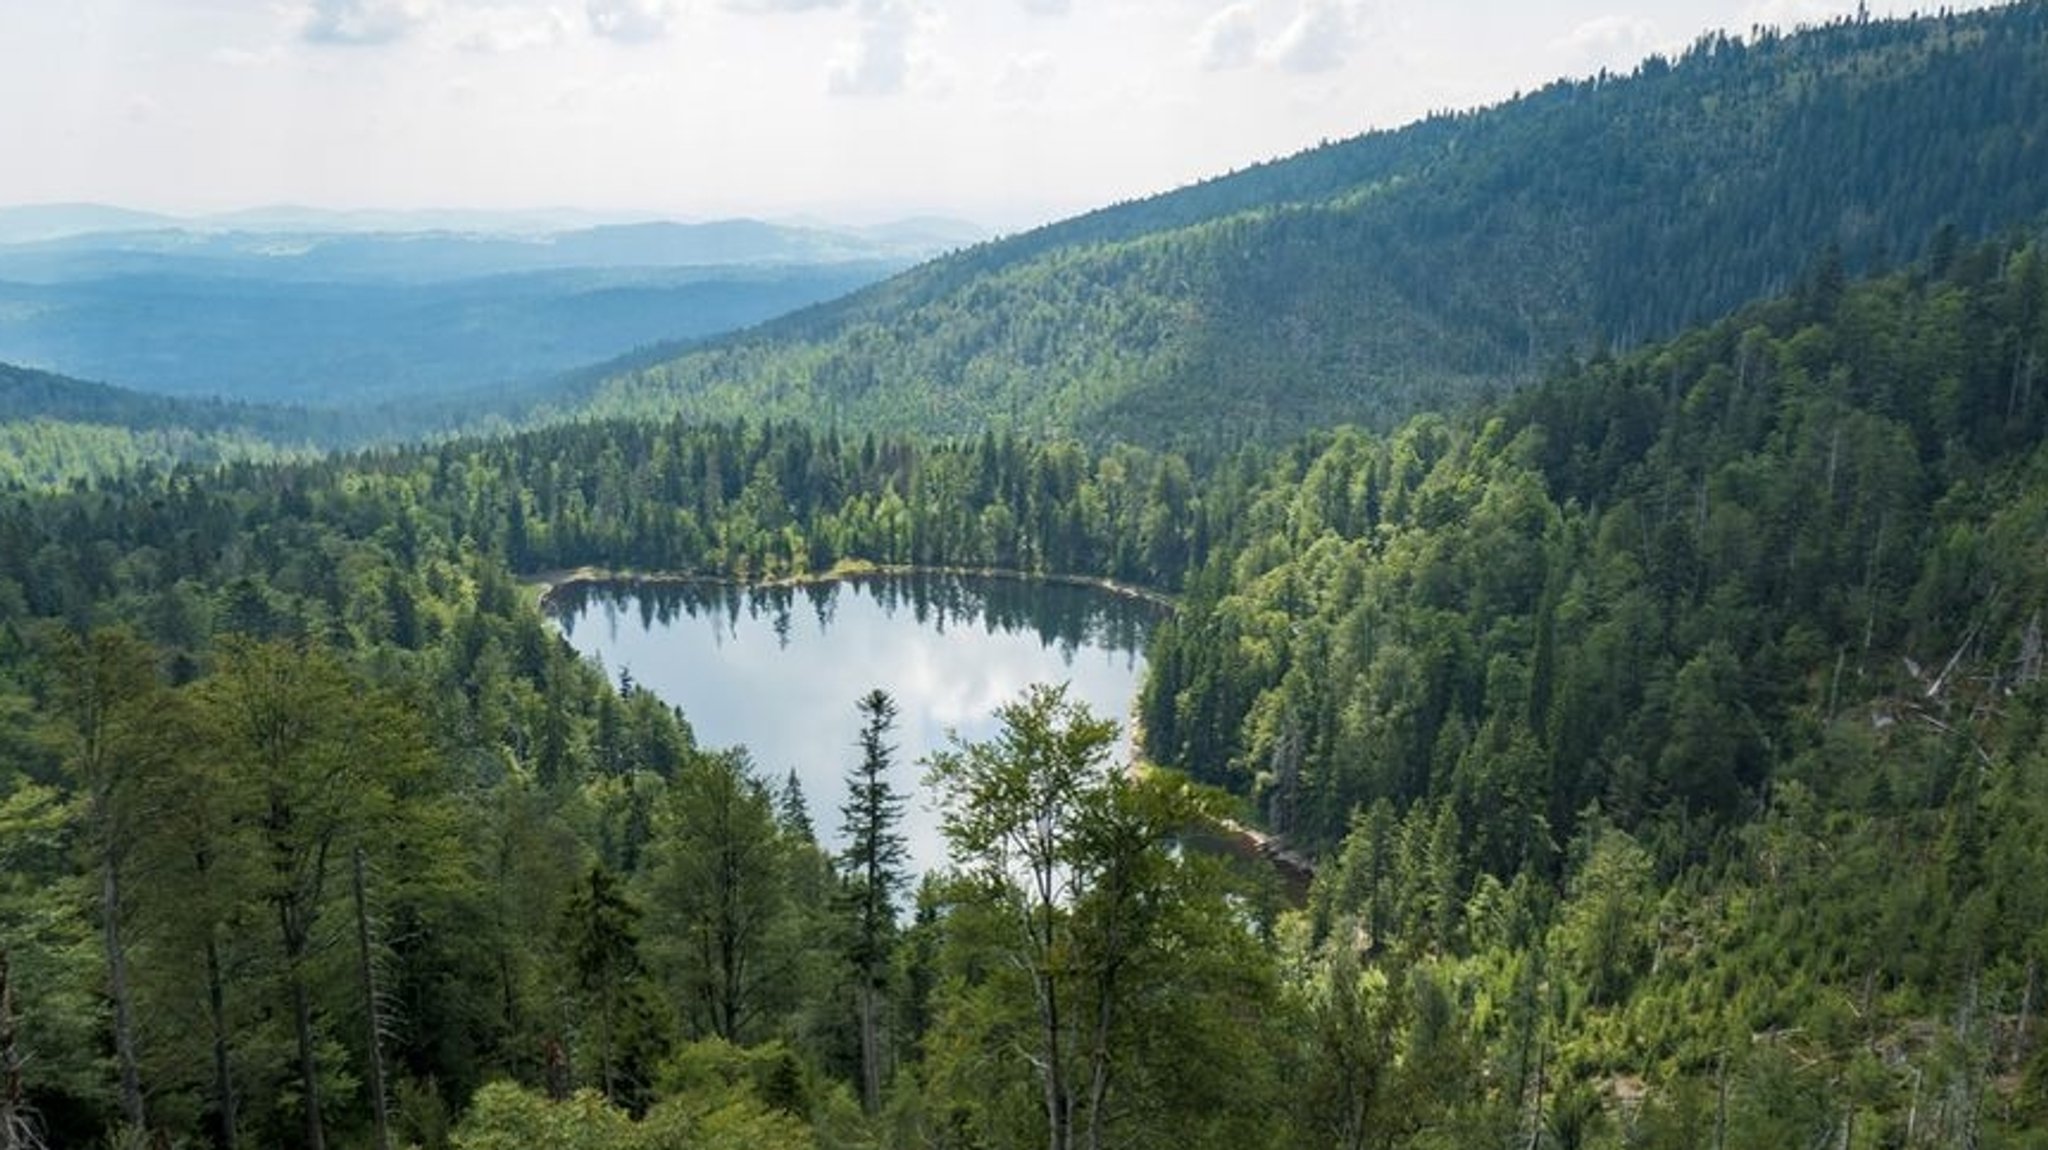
[573,2,2048,448]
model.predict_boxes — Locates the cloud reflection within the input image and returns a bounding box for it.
[553,574,1158,878]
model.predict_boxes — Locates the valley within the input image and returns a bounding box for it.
[2,4,2047,1150]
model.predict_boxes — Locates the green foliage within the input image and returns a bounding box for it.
[577,4,2048,448]
[452,1083,636,1150]
[0,362,321,485]
[644,751,796,1045]
[839,688,907,1114]
[924,686,1289,1150]
[3,200,2048,1150]
[1148,233,2048,861]
[1554,820,1655,1009]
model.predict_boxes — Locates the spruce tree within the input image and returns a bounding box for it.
[840,689,907,1114]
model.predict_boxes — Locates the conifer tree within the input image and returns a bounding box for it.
[839,689,907,1114]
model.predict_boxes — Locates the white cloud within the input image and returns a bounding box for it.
[1197,0,1367,75]
[829,0,921,97]
[1269,0,1360,74]
[1556,13,1659,57]
[452,5,576,53]
[1738,0,1851,31]
[302,0,433,46]
[1195,3,1259,71]
[994,51,1054,103]
[724,0,849,11]
[586,0,676,43]
[210,44,288,68]
[1019,0,1071,14]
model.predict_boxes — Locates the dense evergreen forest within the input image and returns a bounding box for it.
[6,6,2048,1148]
[574,4,2048,447]
[0,364,323,486]
[3,219,2047,1148]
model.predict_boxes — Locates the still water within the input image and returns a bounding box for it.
[549,573,1162,877]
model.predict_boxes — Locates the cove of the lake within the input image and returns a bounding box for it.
[548,572,1163,877]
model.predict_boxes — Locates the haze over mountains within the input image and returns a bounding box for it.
[9,8,2047,455]
[0,208,983,410]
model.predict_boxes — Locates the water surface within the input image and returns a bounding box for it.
[550,573,1161,877]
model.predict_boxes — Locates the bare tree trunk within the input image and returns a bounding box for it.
[856,978,881,1115]
[102,853,147,1133]
[1905,1065,1922,1146]
[1041,973,1069,1150]
[204,936,238,1150]
[289,972,325,1150]
[1523,1038,1547,1150]
[1032,894,1070,1150]
[1082,883,1130,1150]
[2019,959,2039,1063]
[352,849,392,1150]
[2,948,37,1150]
[281,890,327,1150]
[598,994,616,1102]
[1083,977,1114,1150]
[1713,1052,1729,1150]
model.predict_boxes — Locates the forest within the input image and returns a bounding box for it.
[1,216,2046,1148]
[5,5,2048,1147]
[574,4,2048,448]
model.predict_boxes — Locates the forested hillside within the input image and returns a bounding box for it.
[1136,230,2048,1145]
[0,363,319,485]
[576,3,2048,447]
[3,219,2046,1148]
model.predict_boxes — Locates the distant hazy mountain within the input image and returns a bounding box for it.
[0,209,985,409]
[0,263,903,408]
[196,205,655,235]
[0,204,180,245]
[571,3,2048,447]
[0,215,984,283]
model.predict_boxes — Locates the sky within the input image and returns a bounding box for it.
[0,0,2007,229]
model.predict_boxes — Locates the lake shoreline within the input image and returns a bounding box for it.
[538,563,1318,886]
[526,561,1178,614]
[538,562,1164,881]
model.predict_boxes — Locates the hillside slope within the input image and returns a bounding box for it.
[0,362,316,483]
[579,3,2048,446]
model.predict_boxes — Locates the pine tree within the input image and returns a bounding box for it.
[839,689,907,1114]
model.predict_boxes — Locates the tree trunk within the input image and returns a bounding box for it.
[102,853,147,1133]
[598,991,616,1102]
[1039,936,1069,1150]
[2,948,33,1150]
[1713,1052,1728,1150]
[857,976,881,1115]
[1083,980,1114,1150]
[205,936,238,1150]
[1905,1066,1922,1146]
[288,968,325,1150]
[282,894,326,1150]
[1082,879,1129,1150]
[2019,958,2039,1063]
[352,849,393,1150]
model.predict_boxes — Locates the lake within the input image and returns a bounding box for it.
[548,572,1163,877]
